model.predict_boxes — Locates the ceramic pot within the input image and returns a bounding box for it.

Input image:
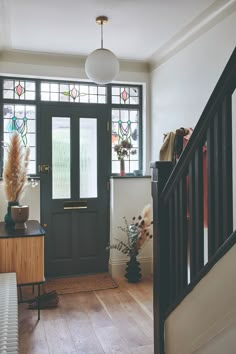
[125,255,142,283]
[11,205,29,229]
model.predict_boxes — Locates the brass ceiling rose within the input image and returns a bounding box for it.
[96,16,108,25]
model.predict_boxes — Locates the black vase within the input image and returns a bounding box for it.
[4,201,19,227]
[125,255,142,283]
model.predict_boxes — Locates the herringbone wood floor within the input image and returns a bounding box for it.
[19,276,154,354]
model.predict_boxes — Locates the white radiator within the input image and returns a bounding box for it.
[0,273,18,354]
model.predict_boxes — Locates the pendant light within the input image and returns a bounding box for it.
[85,16,120,85]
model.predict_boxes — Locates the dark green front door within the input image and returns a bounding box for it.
[40,104,110,277]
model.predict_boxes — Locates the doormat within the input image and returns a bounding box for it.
[45,273,118,295]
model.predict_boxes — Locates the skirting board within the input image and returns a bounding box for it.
[108,256,153,278]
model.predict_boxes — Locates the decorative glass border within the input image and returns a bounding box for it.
[112,108,139,174]
[112,86,139,105]
[40,82,107,103]
[3,80,36,100]
[3,104,36,174]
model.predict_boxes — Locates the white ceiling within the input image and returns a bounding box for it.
[0,0,234,62]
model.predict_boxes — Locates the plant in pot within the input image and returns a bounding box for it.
[114,140,136,176]
[3,131,30,228]
[106,204,153,282]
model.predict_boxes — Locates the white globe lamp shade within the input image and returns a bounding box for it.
[85,48,119,85]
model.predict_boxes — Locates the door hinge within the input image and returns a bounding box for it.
[106,179,110,192]
[106,120,110,132]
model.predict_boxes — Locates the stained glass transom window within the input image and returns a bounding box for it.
[40,82,107,103]
[112,109,139,174]
[1,77,143,177]
[112,86,139,105]
[3,80,36,100]
[3,104,36,174]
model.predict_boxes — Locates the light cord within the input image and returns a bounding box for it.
[101,21,104,49]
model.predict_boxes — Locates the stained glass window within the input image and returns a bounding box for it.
[3,104,36,174]
[112,109,140,174]
[3,80,36,100]
[40,82,107,103]
[1,77,143,177]
[112,86,139,105]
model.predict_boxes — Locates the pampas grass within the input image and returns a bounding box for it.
[134,204,153,253]
[3,131,30,202]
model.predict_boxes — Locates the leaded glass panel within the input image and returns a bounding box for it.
[112,86,139,105]
[3,104,37,174]
[80,118,98,198]
[3,80,36,100]
[40,82,107,103]
[111,108,140,174]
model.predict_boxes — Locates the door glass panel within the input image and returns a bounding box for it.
[80,118,97,198]
[52,117,71,199]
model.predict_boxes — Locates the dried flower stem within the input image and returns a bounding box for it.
[3,132,30,202]
[107,204,153,257]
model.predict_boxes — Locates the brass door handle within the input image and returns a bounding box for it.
[38,164,51,173]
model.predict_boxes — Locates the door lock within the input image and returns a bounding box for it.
[38,164,50,173]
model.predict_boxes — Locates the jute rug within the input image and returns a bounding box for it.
[45,272,118,295]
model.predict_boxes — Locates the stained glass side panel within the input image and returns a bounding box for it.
[3,80,36,100]
[40,82,107,103]
[3,104,36,174]
[112,109,139,174]
[112,86,139,105]
[80,118,97,198]
[52,117,71,199]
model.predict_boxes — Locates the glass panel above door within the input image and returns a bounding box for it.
[40,82,107,103]
[52,117,71,199]
[3,79,36,100]
[80,118,97,198]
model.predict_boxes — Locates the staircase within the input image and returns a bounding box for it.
[151,46,236,354]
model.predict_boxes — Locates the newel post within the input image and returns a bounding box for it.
[151,161,173,354]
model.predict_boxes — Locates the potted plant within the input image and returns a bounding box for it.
[107,204,153,282]
[2,131,30,227]
[114,140,136,176]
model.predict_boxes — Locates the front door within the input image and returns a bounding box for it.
[40,104,110,277]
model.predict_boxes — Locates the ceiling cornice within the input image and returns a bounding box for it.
[148,0,236,71]
[1,1,235,74]
[0,49,149,73]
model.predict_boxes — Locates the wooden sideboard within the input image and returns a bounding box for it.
[0,220,45,285]
[0,220,45,320]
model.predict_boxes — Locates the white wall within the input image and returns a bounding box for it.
[165,244,236,354]
[151,10,236,159]
[109,177,153,277]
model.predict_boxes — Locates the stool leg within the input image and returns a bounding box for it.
[19,286,23,302]
[38,284,40,321]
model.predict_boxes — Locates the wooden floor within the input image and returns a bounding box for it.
[19,276,154,354]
